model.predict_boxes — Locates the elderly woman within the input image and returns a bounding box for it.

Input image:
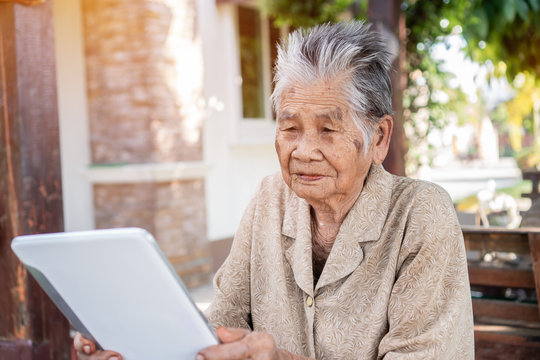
[75,21,474,360]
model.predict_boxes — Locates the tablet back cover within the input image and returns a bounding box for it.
[11,228,217,360]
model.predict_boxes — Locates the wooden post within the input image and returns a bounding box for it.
[529,232,540,317]
[0,1,71,359]
[368,0,407,176]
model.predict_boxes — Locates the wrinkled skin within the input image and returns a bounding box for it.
[74,79,393,360]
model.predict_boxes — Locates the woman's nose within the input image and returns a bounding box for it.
[292,133,323,161]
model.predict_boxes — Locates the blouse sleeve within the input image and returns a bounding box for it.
[378,183,474,359]
[204,193,257,330]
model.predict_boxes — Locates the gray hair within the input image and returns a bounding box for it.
[271,21,393,153]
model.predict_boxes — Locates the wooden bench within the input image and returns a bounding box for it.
[462,227,540,359]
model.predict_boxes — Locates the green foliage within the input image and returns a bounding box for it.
[402,61,469,175]
[402,1,471,174]
[463,0,540,79]
[257,0,365,27]
[404,0,540,80]
[403,0,540,172]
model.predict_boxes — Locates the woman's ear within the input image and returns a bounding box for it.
[372,115,393,165]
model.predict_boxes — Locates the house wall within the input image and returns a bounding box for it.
[54,0,279,283]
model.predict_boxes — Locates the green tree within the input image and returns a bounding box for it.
[404,0,540,81]
[404,0,540,169]
[258,0,364,27]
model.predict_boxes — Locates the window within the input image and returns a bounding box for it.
[237,5,282,121]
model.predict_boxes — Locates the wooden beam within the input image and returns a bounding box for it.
[462,227,540,235]
[463,227,534,254]
[0,1,70,359]
[472,299,540,324]
[529,232,540,318]
[0,1,27,342]
[468,266,535,289]
[368,0,406,176]
[474,328,540,360]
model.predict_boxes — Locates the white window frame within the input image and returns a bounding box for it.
[231,4,280,146]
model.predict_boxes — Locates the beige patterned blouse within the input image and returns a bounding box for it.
[206,164,474,359]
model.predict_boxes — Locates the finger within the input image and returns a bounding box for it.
[199,331,275,360]
[197,341,249,360]
[74,332,95,354]
[216,327,251,344]
[76,350,122,360]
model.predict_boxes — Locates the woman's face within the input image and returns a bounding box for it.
[275,81,382,206]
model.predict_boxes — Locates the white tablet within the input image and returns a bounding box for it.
[11,228,218,360]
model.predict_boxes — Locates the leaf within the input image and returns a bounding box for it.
[529,0,540,12]
[504,0,517,23]
[515,0,530,21]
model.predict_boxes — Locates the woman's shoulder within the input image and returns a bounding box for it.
[389,175,462,251]
[391,174,453,206]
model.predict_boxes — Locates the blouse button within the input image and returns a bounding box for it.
[306,295,313,307]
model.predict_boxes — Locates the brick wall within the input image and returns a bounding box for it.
[82,0,210,287]
[82,0,203,164]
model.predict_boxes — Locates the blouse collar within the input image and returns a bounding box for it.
[283,163,394,293]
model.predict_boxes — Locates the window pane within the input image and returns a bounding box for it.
[269,18,281,119]
[238,6,264,118]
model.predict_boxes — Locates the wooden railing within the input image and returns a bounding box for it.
[462,226,540,359]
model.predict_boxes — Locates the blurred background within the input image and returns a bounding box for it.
[1,0,540,359]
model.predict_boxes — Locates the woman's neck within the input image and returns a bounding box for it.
[309,185,364,281]
[309,188,359,235]
[310,202,354,282]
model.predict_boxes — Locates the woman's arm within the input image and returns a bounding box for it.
[378,184,474,359]
[204,193,259,330]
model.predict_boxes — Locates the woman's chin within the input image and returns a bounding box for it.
[290,182,330,203]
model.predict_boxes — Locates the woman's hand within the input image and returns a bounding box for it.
[196,327,286,360]
[73,332,123,360]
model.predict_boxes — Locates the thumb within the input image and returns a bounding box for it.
[216,327,250,343]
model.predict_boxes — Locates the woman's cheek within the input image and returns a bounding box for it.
[276,136,296,156]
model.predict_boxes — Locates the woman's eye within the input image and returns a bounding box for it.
[322,127,335,133]
[281,126,297,132]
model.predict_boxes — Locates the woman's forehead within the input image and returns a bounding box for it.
[279,83,349,111]
[282,79,344,96]
[277,107,344,123]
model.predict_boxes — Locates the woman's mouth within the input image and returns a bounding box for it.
[297,174,324,181]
